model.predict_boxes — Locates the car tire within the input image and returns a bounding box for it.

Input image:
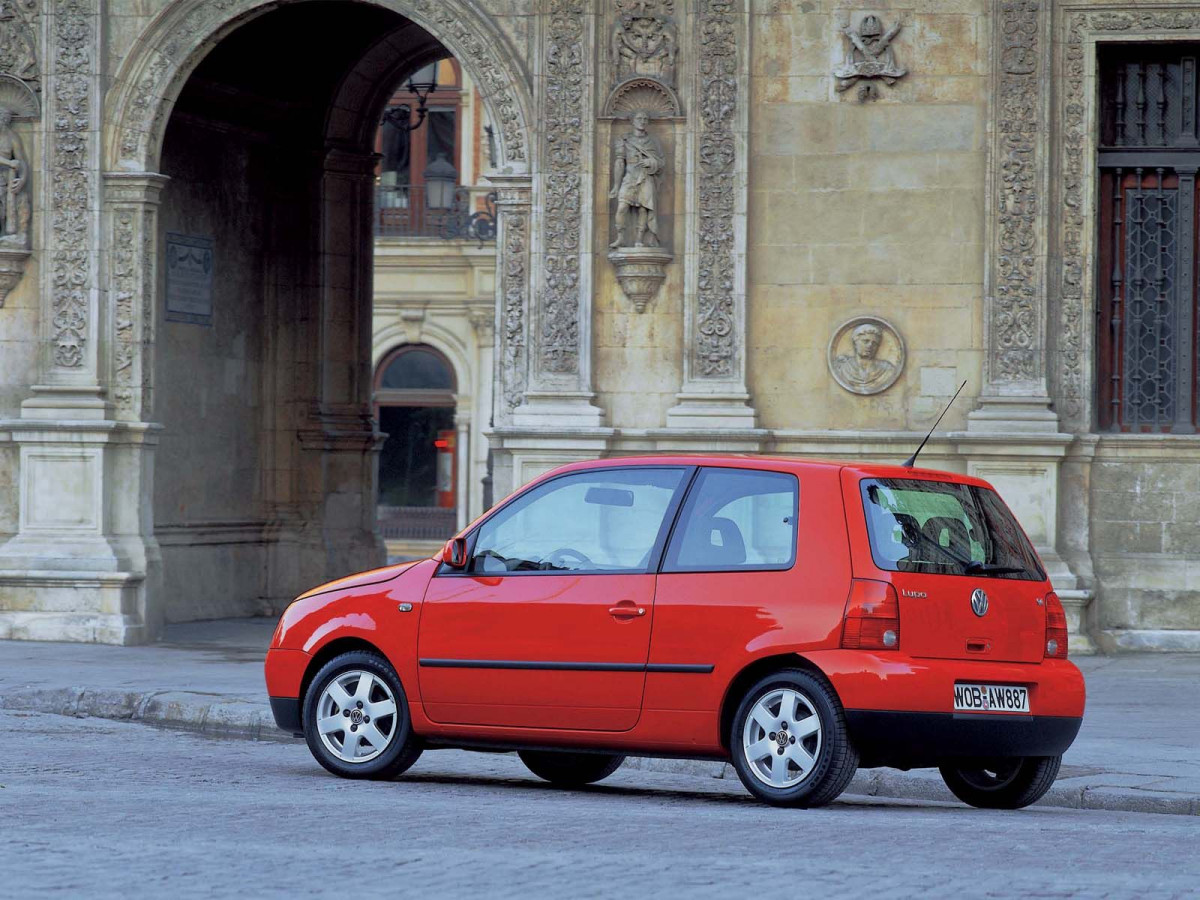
[518,750,626,787]
[729,668,859,808]
[302,650,423,780]
[938,755,1061,810]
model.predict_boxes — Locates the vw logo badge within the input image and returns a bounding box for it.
[970,588,989,617]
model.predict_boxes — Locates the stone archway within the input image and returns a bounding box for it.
[0,0,533,643]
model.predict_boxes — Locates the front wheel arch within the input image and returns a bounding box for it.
[718,653,836,753]
[298,636,389,727]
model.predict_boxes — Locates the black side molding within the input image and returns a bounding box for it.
[418,659,713,674]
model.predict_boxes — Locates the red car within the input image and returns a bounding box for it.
[265,456,1084,809]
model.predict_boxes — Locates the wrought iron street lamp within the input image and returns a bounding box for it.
[380,61,441,134]
[423,153,459,210]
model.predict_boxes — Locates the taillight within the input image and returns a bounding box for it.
[1044,591,1068,659]
[842,579,900,651]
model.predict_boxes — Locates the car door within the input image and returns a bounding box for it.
[418,466,691,731]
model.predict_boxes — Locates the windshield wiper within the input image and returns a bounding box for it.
[964,562,1028,576]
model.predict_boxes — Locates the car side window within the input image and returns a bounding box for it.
[662,468,799,573]
[468,468,687,574]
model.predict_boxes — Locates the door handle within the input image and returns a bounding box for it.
[608,604,646,618]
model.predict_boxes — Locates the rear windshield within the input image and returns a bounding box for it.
[860,478,1046,581]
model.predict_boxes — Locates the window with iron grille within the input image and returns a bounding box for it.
[1097,45,1200,433]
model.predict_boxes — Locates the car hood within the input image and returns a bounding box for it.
[295,558,427,601]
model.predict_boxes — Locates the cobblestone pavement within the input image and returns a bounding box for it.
[2,711,1196,899]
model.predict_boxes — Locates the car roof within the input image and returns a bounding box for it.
[547,455,994,490]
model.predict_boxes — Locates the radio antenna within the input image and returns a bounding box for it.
[902,381,966,469]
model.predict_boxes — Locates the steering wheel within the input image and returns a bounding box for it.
[543,547,594,570]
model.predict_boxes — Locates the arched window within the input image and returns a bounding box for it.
[375,344,456,405]
[374,345,458,515]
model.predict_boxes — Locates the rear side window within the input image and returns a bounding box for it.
[860,478,1045,581]
[663,468,798,572]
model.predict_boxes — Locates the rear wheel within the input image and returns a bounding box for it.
[939,755,1061,809]
[729,669,859,808]
[518,750,625,787]
[302,651,423,780]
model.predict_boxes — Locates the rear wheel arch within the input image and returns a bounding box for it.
[298,637,389,725]
[718,653,837,752]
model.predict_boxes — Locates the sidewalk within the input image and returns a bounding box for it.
[2,619,1197,815]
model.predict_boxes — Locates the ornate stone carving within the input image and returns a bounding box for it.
[834,14,907,102]
[49,0,95,369]
[0,73,36,117]
[538,0,585,376]
[1058,9,1200,426]
[0,0,38,90]
[608,247,671,313]
[0,101,30,306]
[602,77,681,119]
[501,211,528,409]
[611,0,677,88]
[111,210,137,413]
[987,0,1042,386]
[827,316,905,396]
[694,0,738,378]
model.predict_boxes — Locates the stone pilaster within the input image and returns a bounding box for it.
[488,174,533,420]
[26,0,106,418]
[667,0,756,430]
[515,0,605,427]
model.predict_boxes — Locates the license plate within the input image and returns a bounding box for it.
[953,683,1029,713]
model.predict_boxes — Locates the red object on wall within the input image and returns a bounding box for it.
[435,430,455,508]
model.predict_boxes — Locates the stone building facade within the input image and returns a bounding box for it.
[0,0,1197,650]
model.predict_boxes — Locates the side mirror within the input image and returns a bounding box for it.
[441,536,468,569]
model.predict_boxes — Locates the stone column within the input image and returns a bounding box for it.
[667,0,757,430]
[294,148,386,588]
[512,0,605,427]
[489,174,533,421]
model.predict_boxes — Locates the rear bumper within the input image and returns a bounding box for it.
[845,710,1082,768]
[269,696,303,736]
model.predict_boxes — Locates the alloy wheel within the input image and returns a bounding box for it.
[315,670,398,764]
[741,687,823,788]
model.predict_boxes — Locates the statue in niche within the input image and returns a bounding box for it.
[609,111,664,249]
[612,9,676,86]
[0,105,28,245]
[834,15,907,101]
[829,320,904,395]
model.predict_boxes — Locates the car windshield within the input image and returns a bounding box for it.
[860,478,1045,581]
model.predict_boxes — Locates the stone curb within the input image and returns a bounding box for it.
[5,686,1196,817]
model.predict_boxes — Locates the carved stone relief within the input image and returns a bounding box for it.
[827,316,905,396]
[538,0,585,376]
[990,1,1041,386]
[1058,9,1200,429]
[612,1,676,86]
[49,0,95,369]
[501,211,528,409]
[834,14,907,102]
[0,0,38,90]
[602,77,681,119]
[0,100,30,306]
[694,0,738,379]
[111,210,137,413]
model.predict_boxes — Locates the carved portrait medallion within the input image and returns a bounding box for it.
[827,316,905,395]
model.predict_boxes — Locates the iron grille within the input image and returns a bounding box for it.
[1097,45,1200,433]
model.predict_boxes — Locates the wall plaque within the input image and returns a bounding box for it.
[165,233,214,324]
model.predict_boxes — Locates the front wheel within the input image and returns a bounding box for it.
[518,750,625,787]
[302,650,423,780]
[729,669,859,808]
[939,756,1061,809]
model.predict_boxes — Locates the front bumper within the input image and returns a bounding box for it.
[845,710,1083,768]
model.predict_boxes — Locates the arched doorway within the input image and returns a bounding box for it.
[374,345,458,558]
[120,0,529,627]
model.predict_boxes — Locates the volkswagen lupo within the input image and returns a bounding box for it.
[265,456,1085,808]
